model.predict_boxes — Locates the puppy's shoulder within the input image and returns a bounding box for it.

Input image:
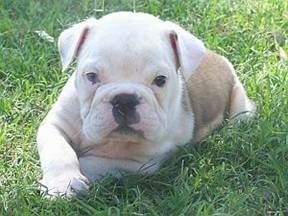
[197,50,235,77]
[185,50,236,141]
[187,50,235,90]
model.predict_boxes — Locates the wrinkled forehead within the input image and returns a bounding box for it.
[78,18,175,74]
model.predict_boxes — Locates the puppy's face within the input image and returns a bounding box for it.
[58,12,206,145]
[77,22,179,144]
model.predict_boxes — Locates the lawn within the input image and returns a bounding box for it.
[0,0,287,215]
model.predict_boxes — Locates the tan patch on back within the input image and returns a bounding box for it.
[186,51,235,141]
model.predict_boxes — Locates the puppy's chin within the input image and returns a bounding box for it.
[110,125,145,139]
[111,125,144,139]
[82,121,163,146]
[82,121,145,144]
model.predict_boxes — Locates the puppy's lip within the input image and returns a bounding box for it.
[110,125,144,139]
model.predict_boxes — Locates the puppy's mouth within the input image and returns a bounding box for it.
[111,125,144,139]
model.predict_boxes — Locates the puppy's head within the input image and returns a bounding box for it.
[58,12,206,145]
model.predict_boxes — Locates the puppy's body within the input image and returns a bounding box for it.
[37,12,255,197]
[189,50,254,141]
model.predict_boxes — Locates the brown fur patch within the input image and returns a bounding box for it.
[187,51,235,141]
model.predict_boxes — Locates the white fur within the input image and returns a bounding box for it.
[37,12,207,197]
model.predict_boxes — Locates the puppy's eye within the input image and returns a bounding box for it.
[153,75,167,87]
[85,72,99,84]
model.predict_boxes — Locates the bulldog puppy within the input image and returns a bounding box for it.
[37,12,255,197]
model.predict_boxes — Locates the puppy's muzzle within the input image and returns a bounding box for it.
[111,94,140,126]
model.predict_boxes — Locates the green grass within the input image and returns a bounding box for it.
[0,0,287,215]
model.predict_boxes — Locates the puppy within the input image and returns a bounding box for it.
[37,12,255,197]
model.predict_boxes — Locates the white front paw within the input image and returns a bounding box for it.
[39,172,89,198]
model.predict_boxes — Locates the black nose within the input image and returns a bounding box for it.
[111,94,140,125]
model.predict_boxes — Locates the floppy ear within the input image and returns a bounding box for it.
[58,18,97,71]
[166,21,206,79]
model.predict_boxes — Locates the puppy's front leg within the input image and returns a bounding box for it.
[37,123,88,197]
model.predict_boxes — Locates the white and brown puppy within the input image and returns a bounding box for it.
[37,12,255,197]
